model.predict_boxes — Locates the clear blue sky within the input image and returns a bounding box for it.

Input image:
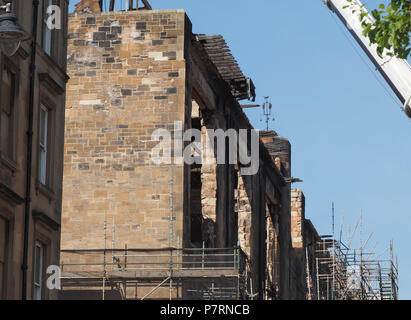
[69,0,411,299]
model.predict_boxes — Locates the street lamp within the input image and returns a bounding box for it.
[0,0,30,56]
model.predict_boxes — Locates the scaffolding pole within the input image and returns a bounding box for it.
[313,211,399,301]
[169,167,174,300]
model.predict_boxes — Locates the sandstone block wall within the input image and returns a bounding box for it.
[291,188,305,249]
[236,172,252,258]
[62,10,189,251]
[289,188,307,299]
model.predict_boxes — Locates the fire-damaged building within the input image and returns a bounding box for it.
[59,0,319,300]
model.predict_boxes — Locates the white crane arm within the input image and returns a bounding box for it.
[323,0,411,118]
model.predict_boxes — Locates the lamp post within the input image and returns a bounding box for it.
[0,0,30,56]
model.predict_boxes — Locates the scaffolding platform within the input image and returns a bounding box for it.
[308,238,399,300]
[59,247,248,300]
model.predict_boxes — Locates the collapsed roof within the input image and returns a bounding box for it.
[74,0,152,13]
[195,34,256,102]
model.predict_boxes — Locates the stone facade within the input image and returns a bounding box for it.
[289,188,307,299]
[0,0,69,300]
[60,6,326,301]
[291,189,305,249]
[62,10,189,251]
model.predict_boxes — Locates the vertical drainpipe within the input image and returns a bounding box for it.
[22,0,39,300]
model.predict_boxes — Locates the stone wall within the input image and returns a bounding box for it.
[0,0,69,299]
[290,188,306,299]
[291,189,305,249]
[61,10,190,251]
[60,8,303,301]
[236,172,252,258]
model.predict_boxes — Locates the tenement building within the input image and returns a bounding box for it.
[0,0,69,299]
[60,0,318,300]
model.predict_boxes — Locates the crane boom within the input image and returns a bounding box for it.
[323,0,411,118]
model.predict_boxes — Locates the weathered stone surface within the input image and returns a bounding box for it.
[291,189,305,249]
[0,1,68,300]
[236,172,252,258]
[62,10,189,251]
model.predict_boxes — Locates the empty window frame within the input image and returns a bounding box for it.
[0,217,9,299]
[42,0,53,56]
[38,105,49,185]
[33,242,44,300]
[1,64,16,159]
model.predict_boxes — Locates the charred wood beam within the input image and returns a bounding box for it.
[141,0,152,9]
[109,0,115,11]
[74,0,102,13]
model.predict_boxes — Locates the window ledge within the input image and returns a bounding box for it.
[32,210,60,231]
[39,73,65,96]
[37,181,55,201]
[0,153,18,173]
[0,182,24,205]
[36,44,69,83]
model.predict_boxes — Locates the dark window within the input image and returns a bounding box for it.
[42,0,53,56]
[33,242,44,300]
[1,65,16,159]
[0,217,8,299]
[38,105,49,185]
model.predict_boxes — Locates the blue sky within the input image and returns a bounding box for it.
[69,0,411,299]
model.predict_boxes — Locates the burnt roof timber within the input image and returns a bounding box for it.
[195,34,255,101]
[192,37,283,187]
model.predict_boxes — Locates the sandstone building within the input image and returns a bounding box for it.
[0,0,69,299]
[60,1,326,300]
[0,0,398,302]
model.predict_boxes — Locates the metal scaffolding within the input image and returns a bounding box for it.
[59,246,248,300]
[307,236,398,300]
